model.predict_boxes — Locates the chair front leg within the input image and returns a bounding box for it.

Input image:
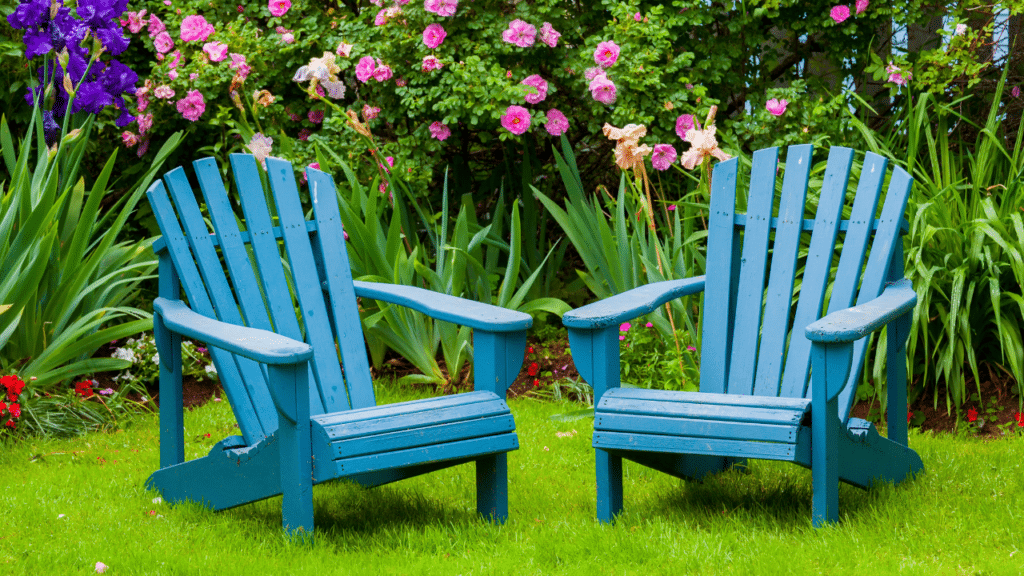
[810,342,851,527]
[476,453,508,523]
[269,363,313,536]
[596,448,623,523]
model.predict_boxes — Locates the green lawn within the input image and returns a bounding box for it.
[2,384,1022,575]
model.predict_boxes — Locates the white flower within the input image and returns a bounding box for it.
[954,23,967,36]
[152,497,162,504]
[95,562,109,574]
[112,348,137,363]
[246,133,274,168]
[205,364,218,375]
[152,353,160,366]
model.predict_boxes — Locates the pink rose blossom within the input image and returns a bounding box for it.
[154,85,175,99]
[372,60,393,82]
[363,104,381,120]
[675,114,695,139]
[229,53,251,79]
[501,105,531,135]
[521,74,548,104]
[297,128,310,141]
[594,41,620,68]
[651,144,677,171]
[180,15,215,42]
[373,8,388,26]
[168,50,182,68]
[589,75,617,104]
[886,62,911,86]
[148,15,165,36]
[502,19,536,48]
[281,32,294,44]
[355,56,375,83]
[136,92,149,112]
[424,0,458,17]
[137,113,154,135]
[122,131,139,147]
[176,90,206,122]
[203,41,228,61]
[539,22,560,47]
[421,55,443,72]
[765,98,788,116]
[168,70,179,80]
[127,10,148,33]
[268,0,291,17]
[545,108,569,136]
[309,162,321,170]
[395,77,407,87]
[634,12,642,22]
[830,5,850,23]
[308,109,324,124]
[584,67,604,80]
[153,31,174,53]
[1013,86,1021,98]
[429,121,451,141]
[189,73,198,80]
[855,0,868,14]
[423,23,447,49]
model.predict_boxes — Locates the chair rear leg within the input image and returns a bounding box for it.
[476,453,508,523]
[596,448,623,523]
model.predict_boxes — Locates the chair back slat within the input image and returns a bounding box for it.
[146,180,267,442]
[265,158,351,413]
[307,168,377,409]
[778,147,854,398]
[700,158,740,394]
[752,145,813,396]
[229,155,328,417]
[726,147,778,395]
[191,158,281,429]
[837,166,915,417]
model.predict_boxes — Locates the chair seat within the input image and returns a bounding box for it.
[311,391,518,482]
[593,388,811,462]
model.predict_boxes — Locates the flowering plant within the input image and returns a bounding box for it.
[109,335,217,388]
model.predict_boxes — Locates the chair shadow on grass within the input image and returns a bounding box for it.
[635,460,893,528]
[215,480,480,536]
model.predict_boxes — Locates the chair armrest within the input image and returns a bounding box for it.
[561,277,706,329]
[352,281,533,332]
[805,279,916,343]
[154,297,313,365]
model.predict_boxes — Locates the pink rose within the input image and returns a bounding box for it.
[246,133,273,167]
[268,0,291,17]
[421,55,443,72]
[424,0,458,17]
[154,85,175,99]
[126,10,148,33]
[168,50,182,68]
[355,56,375,83]
[765,98,788,116]
[147,14,165,37]
[423,23,447,49]
[429,121,451,141]
[281,32,294,44]
[501,105,531,135]
[502,19,536,48]
[545,108,569,136]
[855,0,868,14]
[203,41,228,61]
[675,114,695,139]
[372,60,393,82]
[176,90,206,122]
[651,144,677,171]
[180,14,215,42]
[539,22,560,47]
[520,74,548,104]
[584,67,604,80]
[363,104,381,120]
[122,131,139,147]
[229,53,251,79]
[137,113,154,135]
[589,75,617,104]
[634,12,642,22]
[830,5,850,23]
[153,32,174,54]
[167,70,178,81]
[594,41,620,68]
[308,109,324,124]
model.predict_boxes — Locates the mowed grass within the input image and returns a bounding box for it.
[2,383,1023,575]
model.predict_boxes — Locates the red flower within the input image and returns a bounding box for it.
[8,403,19,418]
[1015,412,1024,427]
[527,362,539,376]
[1,374,24,397]
[527,346,534,354]
[967,407,978,422]
[0,401,5,414]
[4,419,14,429]
[74,380,94,398]
[532,379,540,387]
[907,410,913,424]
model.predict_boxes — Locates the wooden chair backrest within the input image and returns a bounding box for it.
[699,145,913,419]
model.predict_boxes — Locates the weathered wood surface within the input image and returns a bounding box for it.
[145,154,531,535]
[568,145,924,527]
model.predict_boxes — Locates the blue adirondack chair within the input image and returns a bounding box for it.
[144,154,532,534]
[564,145,924,527]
